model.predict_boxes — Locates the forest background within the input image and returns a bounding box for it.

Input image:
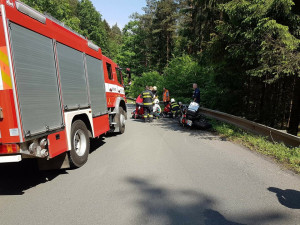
[23,0,300,136]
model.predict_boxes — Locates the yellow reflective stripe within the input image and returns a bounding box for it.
[144,103,152,105]
[0,50,9,66]
[149,115,153,117]
[2,70,12,88]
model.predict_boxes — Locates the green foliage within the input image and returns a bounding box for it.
[116,20,149,76]
[162,55,201,103]
[128,71,163,98]
[116,0,180,74]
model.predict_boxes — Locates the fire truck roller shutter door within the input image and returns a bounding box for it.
[9,22,63,137]
[56,43,89,110]
[86,55,107,117]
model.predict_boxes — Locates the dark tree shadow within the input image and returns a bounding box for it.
[204,209,245,225]
[268,187,300,209]
[124,177,286,225]
[0,159,67,195]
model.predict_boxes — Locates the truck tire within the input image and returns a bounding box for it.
[119,107,126,134]
[69,120,90,168]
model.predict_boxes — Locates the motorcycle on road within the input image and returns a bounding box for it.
[179,102,212,129]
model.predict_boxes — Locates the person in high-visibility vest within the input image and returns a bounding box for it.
[163,87,170,106]
[170,98,180,118]
[141,86,154,122]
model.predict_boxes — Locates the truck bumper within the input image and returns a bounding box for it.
[0,155,22,163]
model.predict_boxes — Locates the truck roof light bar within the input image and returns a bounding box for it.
[15,1,46,24]
[88,41,100,52]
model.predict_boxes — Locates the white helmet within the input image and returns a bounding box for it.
[154,99,159,104]
[153,86,157,91]
[171,98,175,103]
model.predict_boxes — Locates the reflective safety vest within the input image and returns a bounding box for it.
[163,89,170,102]
[142,90,154,106]
[171,102,179,111]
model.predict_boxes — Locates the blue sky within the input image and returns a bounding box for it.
[91,0,146,29]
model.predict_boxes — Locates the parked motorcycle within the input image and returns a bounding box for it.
[179,102,212,129]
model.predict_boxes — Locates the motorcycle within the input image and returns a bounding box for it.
[179,102,212,129]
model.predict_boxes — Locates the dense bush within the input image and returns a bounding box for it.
[128,71,163,98]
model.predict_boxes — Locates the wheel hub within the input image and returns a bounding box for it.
[120,113,126,127]
[73,129,87,157]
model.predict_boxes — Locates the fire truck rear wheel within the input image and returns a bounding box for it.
[119,107,126,134]
[69,120,90,168]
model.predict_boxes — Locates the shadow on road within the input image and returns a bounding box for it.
[125,177,286,225]
[127,103,218,140]
[0,160,67,195]
[149,117,223,141]
[268,187,300,209]
[90,136,106,154]
[0,137,108,195]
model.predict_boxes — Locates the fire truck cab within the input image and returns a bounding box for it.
[103,55,127,134]
[0,0,127,168]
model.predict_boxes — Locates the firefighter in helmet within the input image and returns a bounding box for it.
[170,98,180,118]
[141,86,154,122]
[152,86,158,98]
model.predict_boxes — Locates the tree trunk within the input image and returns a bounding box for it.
[167,33,169,63]
[287,76,300,136]
[259,79,266,122]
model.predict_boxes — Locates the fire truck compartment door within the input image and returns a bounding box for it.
[56,43,89,110]
[86,55,107,117]
[9,22,63,137]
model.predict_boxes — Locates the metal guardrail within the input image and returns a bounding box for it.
[126,98,299,147]
[199,107,300,147]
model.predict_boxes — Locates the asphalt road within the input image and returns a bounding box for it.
[0,105,299,225]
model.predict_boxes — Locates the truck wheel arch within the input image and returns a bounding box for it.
[72,114,93,138]
[113,97,127,119]
[64,110,94,151]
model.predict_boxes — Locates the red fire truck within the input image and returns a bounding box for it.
[0,0,127,168]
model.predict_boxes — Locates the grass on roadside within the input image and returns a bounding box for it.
[210,120,300,174]
[126,98,135,104]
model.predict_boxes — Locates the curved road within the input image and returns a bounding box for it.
[0,105,299,225]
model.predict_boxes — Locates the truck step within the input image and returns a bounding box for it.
[110,122,117,125]
[109,112,117,115]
